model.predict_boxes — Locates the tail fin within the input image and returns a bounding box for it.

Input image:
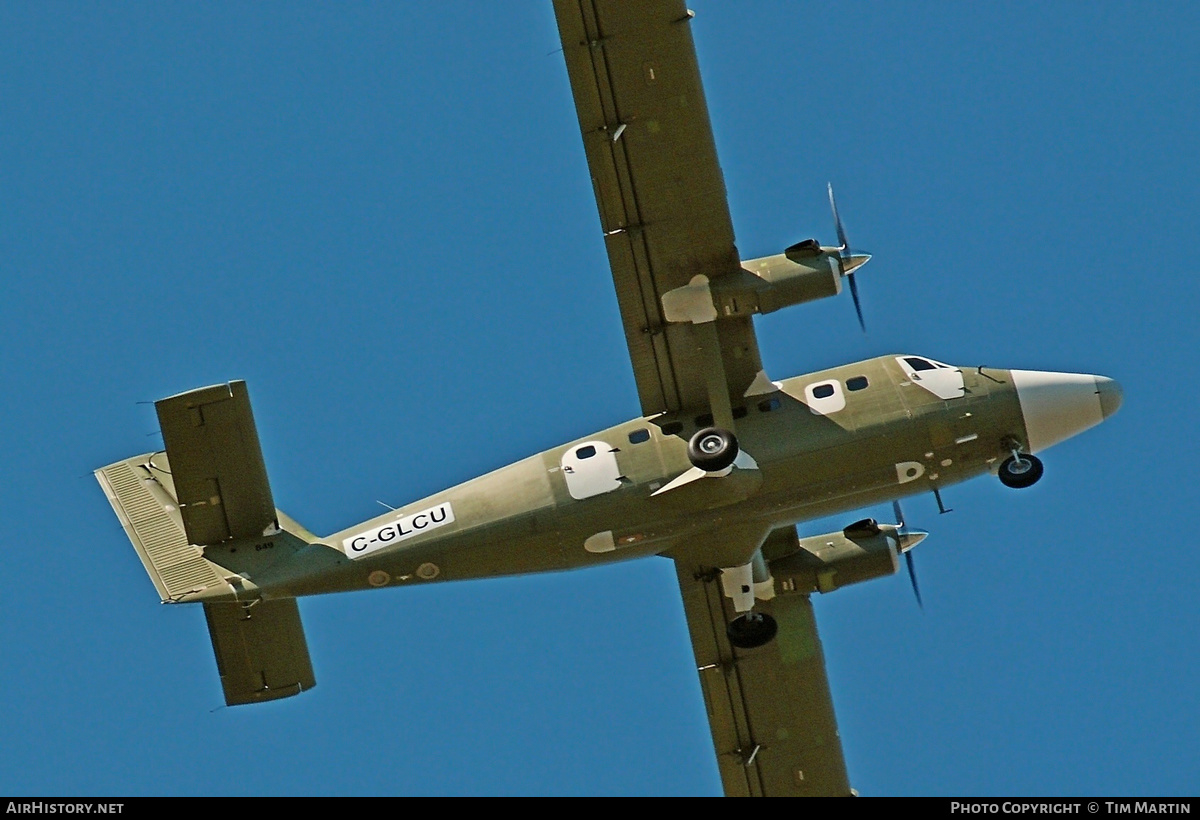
[95,452,229,603]
[96,381,318,705]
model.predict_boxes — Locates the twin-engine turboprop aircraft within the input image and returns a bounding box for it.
[95,1,1122,797]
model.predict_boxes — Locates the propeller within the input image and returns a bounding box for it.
[890,500,926,609]
[827,183,871,332]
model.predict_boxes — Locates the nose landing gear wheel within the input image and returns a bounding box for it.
[999,452,1044,488]
[727,611,778,649]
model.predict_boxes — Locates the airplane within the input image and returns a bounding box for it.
[94,0,1122,797]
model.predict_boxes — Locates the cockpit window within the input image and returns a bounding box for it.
[896,355,965,399]
[905,357,938,372]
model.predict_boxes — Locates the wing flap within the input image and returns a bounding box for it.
[155,380,277,546]
[204,598,315,706]
[674,538,853,797]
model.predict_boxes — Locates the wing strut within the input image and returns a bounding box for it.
[696,322,736,430]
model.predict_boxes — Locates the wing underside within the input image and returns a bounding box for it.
[554,0,763,417]
[555,3,850,794]
[673,531,853,797]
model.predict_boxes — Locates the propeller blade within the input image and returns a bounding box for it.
[848,272,865,332]
[905,550,924,610]
[828,182,848,252]
[892,501,923,609]
[828,182,865,332]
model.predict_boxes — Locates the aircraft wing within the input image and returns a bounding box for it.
[673,529,853,796]
[554,0,764,418]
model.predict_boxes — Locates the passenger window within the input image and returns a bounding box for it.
[694,413,714,427]
[732,406,748,420]
[847,376,869,391]
[628,429,650,444]
[805,379,846,414]
[576,445,596,459]
[758,397,781,412]
[662,421,683,436]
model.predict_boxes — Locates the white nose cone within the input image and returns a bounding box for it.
[1010,371,1123,454]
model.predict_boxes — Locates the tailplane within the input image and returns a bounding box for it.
[95,381,317,706]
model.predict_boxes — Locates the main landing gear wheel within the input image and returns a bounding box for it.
[688,427,739,472]
[727,611,778,649]
[999,452,1044,489]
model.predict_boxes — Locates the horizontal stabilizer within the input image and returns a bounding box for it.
[204,598,315,706]
[155,380,276,546]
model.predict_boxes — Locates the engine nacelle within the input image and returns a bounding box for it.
[714,252,842,317]
[768,527,899,595]
[660,248,866,325]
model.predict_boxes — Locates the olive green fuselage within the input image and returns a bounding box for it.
[239,354,1024,600]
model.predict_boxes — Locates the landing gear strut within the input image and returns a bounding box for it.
[999,450,1044,489]
[727,611,778,649]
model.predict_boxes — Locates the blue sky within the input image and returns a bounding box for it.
[1,1,1197,796]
